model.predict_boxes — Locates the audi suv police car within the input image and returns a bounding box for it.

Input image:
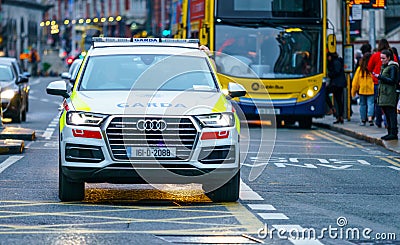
[46,37,246,202]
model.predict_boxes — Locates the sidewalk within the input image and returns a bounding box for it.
[313,104,400,154]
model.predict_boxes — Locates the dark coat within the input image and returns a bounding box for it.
[328,57,346,88]
[377,61,399,107]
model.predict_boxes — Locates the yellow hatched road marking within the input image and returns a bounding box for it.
[377,156,400,167]
[224,202,264,234]
[0,200,263,236]
[313,130,363,148]
[313,131,354,148]
[0,226,249,235]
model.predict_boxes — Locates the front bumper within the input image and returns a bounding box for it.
[236,85,327,118]
[62,165,239,184]
[60,117,240,184]
[2,99,18,118]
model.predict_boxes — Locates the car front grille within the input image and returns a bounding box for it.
[105,116,198,161]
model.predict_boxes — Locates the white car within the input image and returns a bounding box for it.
[47,37,246,202]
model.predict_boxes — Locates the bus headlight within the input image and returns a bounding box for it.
[307,89,314,97]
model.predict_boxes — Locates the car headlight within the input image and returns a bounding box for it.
[195,113,234,127]
[66,111,108,126]
[1,90,17,100]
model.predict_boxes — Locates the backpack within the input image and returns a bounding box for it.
[397,68,400,92]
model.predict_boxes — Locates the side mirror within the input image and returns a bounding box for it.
[16,75,29,84]
[227,82,246,98]
[23,72,31,78]
[60,72,71,80]
[46,80,70,98]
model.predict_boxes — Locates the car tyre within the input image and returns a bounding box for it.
[11,104,22,123]
[21,106,26,122]
[59,167,85,202]
[204,171,240,202]
[58,146,85,201]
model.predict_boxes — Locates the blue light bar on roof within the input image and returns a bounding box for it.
[92,37,199,44]
[92,37,132,42]
[160,38,199,43]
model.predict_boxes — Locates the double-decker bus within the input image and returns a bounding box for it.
[75,24,103,53]
[170,0,329,128]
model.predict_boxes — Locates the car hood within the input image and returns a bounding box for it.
[70,90,230,115]
[0,81,15,90]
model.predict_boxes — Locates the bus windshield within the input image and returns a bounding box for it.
[214,24,322,79]
[217,0,321,19]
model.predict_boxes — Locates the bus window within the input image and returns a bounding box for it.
[214,24,321,78]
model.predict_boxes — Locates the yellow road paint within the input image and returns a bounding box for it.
[313,131,353,148]
[377,156,400,167]
[224,202,264,234]
[313,130,362,148]
[0,226,250,235]
[0,198,264,236]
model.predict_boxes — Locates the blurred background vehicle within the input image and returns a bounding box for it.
[0,57,30,123]
[60,58,83,91]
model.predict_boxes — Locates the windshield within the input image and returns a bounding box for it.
[0,65,14,81]
[79,54,217,91]
[214,24,322,79]
[217,0,321,19]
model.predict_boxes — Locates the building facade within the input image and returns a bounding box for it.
[328,0,400,53]
[0,0,50,60]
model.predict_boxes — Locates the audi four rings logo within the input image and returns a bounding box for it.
[137,119,168,131]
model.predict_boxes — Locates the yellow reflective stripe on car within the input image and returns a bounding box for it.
[234,112,240,134]
[59,110,67,132]
[70,92,91,111]
[212,94,227,113]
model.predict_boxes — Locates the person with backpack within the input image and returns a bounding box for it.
[326,52,346,124]
[372,49,399,140]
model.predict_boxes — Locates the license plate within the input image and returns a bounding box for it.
[257,108,280,115]
[127,147,176,158]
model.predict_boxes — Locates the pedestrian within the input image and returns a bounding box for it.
[326,52,346,124]
[351,53,375,126]
[354,43,372,71]
[368,39,397,128]
[28,46,40,76]
[392,47,399,63]
[372,49,399,140]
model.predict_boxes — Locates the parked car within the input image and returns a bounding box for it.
[0,57,30,123]
[60,58,83,90]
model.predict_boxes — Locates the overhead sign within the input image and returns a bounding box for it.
[349,0,386,9]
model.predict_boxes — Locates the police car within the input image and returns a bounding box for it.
[46,37,246,202]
